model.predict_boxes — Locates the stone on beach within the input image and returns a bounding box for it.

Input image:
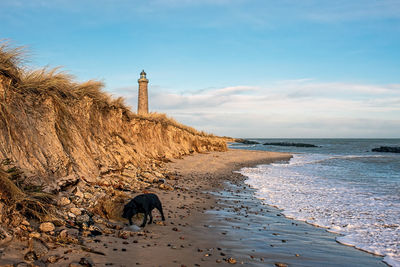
[21,220,30,226]
[39,222,55,232]
[73,187,84,199]
[226,257,237,264]
[118,230,133,239]
[47,255,59,263]
[70,207,82,216]
[29,232,41,239]
[159,183,173,190]
[84,192,93,199]
[58,197,71,206]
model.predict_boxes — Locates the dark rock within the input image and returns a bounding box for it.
[118,231,131,239]
[79,257,93,267]
[90,230,102,236]
[235,139,260,145]
[47,255,59,263]
[24,251,38,261]
[263,142,318,147]
[75,214,91,229]
[372,146,400,153]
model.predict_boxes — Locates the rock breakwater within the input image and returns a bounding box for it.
[372,146,400,153]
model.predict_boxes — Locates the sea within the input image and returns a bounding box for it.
[232,139,400,267]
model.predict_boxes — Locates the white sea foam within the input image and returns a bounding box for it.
[241,154,400,267]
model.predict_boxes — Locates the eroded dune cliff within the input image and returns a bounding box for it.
[0,43,227,232]
[0,43,226,189]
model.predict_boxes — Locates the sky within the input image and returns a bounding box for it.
[1,0,400,138]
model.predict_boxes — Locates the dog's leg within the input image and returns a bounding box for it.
[128,217,133,225]
[157,204,166,221]
[149,212,153,224]
[140,213,148,227]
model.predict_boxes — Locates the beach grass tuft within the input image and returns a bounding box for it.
[0,41,215,138]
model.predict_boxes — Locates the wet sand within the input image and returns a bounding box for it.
[0,149,386,266]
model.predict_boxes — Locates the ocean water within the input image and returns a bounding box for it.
[234,139,400,267]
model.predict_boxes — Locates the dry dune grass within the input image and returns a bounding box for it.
[0,42,213,138]
[18,68,127,112]
[0,41,23,85]
[0,170,55,222]
[136,112,213,137]
[0,41,129,114]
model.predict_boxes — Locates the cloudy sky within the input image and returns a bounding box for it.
[1,0,399,137]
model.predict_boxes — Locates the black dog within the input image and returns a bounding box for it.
[122,193,165,227]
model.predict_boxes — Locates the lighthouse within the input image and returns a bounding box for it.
[137,70,149,115]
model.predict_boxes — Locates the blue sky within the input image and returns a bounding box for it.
[1,0,400,137]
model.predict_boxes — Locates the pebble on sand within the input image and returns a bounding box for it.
[226,257,237,264]
[59,197,71,206]
[47,255,59,263]
[70,207,82,216]
[29,232,41,238]
[39,222,55,232]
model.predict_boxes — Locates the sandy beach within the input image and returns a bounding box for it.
[2,3,399,266]
[0,149,386,266]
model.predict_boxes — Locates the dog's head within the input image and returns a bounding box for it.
[122,201,137,219]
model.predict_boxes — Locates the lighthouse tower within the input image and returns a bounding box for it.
[137,70,149,115]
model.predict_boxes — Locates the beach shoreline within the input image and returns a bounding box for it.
[0,149,387,266]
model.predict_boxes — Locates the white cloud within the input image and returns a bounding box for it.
[212,85,259,95]
[111,80,400,138]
